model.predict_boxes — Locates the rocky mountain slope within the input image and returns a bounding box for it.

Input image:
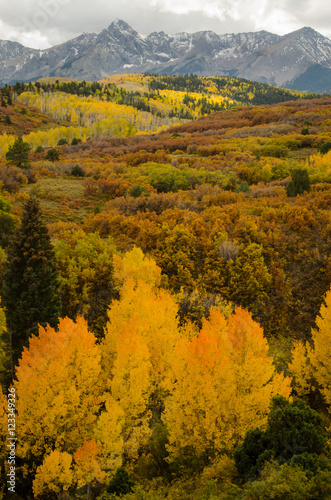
[1,19,331,92]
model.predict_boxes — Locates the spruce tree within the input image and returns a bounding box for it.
[286,168,311,197]
[6,136,31,169]
[2,198,61,370]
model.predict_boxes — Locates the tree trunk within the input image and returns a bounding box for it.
[86,483,91,500]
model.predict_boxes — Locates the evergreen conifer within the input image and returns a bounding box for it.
[6,136,31,169]
[2,198,61,371]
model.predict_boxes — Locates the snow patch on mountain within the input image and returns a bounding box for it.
[1,21,331,92]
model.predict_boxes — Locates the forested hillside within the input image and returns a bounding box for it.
[0,74,320,156]
[1,77,331,499]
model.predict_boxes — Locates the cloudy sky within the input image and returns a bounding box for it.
[0,0,331,49]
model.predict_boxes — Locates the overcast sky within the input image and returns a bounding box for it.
[0,0,331,49]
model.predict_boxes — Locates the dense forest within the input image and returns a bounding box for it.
[0,75,331,499]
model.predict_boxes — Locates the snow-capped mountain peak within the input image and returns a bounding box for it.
[1,20,331,93]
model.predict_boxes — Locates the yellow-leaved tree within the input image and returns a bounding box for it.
[15,317,123,479]
[32,450,73,500]
[288,340,314,399]
[101,248,181,459]
[164,308,291,459]
[92,393,124,472]
[309,288,331,406]
[73,440,105,500]
[289,287,331,408]
[0,305,8,383]
[113,246,161,288]
[53,229,116,337]
[0,387,8,500]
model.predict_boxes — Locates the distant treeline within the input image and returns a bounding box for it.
[11,73,323,120]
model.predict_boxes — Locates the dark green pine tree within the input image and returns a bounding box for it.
[234,396,327,480]
[286,168,311,197]
[6,136,31,169]
[2,198,61,371]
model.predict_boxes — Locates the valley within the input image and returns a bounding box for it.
[1,73,331,499]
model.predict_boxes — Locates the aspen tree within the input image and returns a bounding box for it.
[165,308,291,458]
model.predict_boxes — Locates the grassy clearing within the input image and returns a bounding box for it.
[288,148,316,159]
[20,176,96,223]
[115,80,149,92]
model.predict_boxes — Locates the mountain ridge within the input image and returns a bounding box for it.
[1,20,331,92]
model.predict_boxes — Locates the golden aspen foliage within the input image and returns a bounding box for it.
[200,454,238,486]
[0,134,15,157]
[289,288,331,409]
[73,440,105,497]
[308,287,331,407]
[152,223,198,291]
[164,308,291,458]
[103,279,179,390]
[0,388,9,499]
[32,449,74,499]
[305,150,331,183]
[288,341,314,399]
[0,306,7,379]
[164,309,234,456]
[113,246,161,288]
[102,255,181,458]
[110,324,152,458]
[8,89,182,156]
[92,394,124,471]
[53,229,116,335]
[0,387,8,467]
[226,308,291,443]
[226,243,272,316]
[15,317,104,465]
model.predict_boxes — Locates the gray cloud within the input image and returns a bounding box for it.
[0,0,330,49]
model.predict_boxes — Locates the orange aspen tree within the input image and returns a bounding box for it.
[73,440,105,500]
[164,308,291,458]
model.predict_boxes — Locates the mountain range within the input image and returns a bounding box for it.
[1,19,331,93]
